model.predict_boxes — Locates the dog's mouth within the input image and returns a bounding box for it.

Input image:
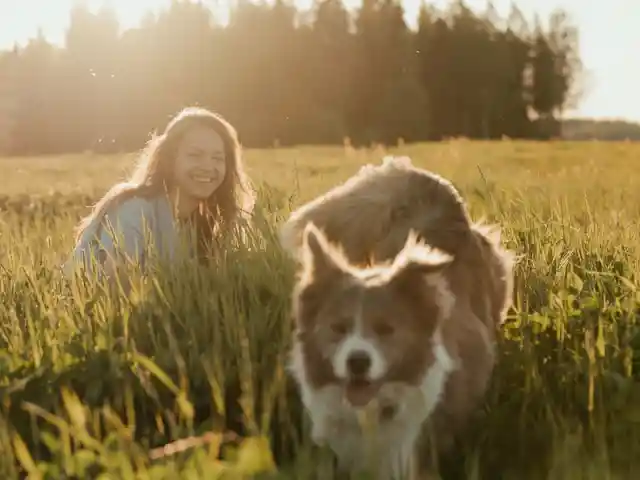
[344,379,380,407]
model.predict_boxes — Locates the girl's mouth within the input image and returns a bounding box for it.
[190,174,215,184]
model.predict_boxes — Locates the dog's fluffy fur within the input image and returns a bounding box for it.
[280,156,472,265]
[283,157,515,479]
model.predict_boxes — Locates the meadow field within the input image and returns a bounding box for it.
[1,139,639,479]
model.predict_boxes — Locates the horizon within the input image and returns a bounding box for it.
[1,0,639,124]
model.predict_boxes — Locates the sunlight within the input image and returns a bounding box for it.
[95,0,228,27]
[0,0,638,121]
[89,0,165,26]
[79,0,366,31]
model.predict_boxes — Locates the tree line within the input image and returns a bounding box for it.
[562,119,640,141]
[0,0,582,155]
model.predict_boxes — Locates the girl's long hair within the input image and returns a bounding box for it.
[74,106,255,256]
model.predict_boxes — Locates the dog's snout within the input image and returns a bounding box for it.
[346,350,371,376]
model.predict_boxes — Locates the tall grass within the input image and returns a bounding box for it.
[0,140,639,479]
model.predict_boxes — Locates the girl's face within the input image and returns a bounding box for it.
[171,125,227,214]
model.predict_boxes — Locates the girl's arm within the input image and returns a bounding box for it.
[98,198,151,268]
[66,198,155,289]
[96,198,157,290]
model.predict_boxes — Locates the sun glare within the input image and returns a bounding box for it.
[90,0,388,30]
[95,0,228,27]
[2,0,639,121]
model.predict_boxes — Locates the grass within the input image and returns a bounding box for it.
[0,139,639,479]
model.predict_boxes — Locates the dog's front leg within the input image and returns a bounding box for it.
[406,425,444,480]
[408,451,441,480]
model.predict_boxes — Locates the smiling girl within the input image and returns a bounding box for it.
[64,106,255,282]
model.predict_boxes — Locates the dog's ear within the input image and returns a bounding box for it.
[300,222,349,282]
[391,248,453,282]
[387,244,453,322]
[388,232,453,289]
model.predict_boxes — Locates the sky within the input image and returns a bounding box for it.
[1,0,639,123]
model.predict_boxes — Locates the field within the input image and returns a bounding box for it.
[1,140,639,479]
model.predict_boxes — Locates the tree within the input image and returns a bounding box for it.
[0,0,584,154]
[12,32,60,154]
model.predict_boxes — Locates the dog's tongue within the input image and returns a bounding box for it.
[344,381,378,407]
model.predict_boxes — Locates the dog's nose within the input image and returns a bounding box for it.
[346,350,371,377]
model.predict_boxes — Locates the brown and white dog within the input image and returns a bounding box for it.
[283,157,515,479]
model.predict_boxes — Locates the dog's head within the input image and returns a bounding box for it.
[292,222,455,408]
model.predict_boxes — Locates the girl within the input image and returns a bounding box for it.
[63,106,255,282]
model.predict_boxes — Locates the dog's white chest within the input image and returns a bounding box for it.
[306,385,430,480]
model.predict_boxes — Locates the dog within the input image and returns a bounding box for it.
[280,156,513,338]
[283,157,515,479]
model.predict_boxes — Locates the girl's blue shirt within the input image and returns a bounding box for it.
[63,194,191,277]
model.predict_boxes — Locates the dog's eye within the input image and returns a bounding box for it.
[374,323,394,336]
[330,323,348,335]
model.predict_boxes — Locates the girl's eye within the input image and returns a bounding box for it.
[374,323,394,336]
